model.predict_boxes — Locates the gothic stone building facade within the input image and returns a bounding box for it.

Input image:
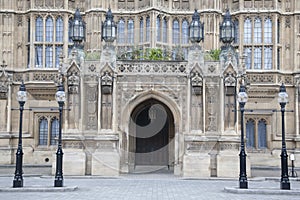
[1,0,300,177]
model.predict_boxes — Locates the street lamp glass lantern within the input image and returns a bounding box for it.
[220,9,235,44]
[189,9,204,43]
[278,84,288,104]
[55,85,66,103]
[102,8,117,42]
[238,85,248,103]
[70,8,85,43]
[16,82,27,103]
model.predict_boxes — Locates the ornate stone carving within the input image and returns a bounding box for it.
[224,73,236,87]
[101,72,113,94]
[0,61,12,99]
[67,72,80,94]
[86,86,98,130]
[191,72,203,95]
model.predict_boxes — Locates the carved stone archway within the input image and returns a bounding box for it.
[119,90,182,174]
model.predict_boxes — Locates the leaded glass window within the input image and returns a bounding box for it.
[117,19,125,44]
[50,118,59,145]
[45,46,53,68]
[172,20,179,44]
[246,119,255,148]
[55,46,63,68]
[264,47,272,70]
[35,45,43,68]
[245,47,252,69]
[36,17,43,42]
[128,19,134,44]
[163,17,167,43]
[39,118,48,145]
[146,16,150,42]
[56,16,63,42]
[264,17,272,44]
[140,18,144,43]
[244,18,252,44]
[46,16,53,42]
[254,17,262,43]
[254,47,262,69]
[258,120,267,148]
[182,20,189,44]
[156,16,161,42]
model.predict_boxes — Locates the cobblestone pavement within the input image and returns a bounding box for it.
[0,173,300,200]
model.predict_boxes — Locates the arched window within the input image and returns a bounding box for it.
[254,47,262,69]
[244,18,252,43]
[163,17,168,43]
[56,17,63,42]
[39,118,48,145]
[246,119,255,148]
[264,47,272,70]
[264,17,272,44]
[258,119,267,148]
[146,16,150,42]
[45,46,53,68]
[46,16,53,42]
[172,19,179,44]
[254,17,262,43]
[117,19,125,44]
[140,18,144,43]
[36,17,43,42]
[50,118,59,145]
[182,19,189,44]
[128,19,134,44]
[156,16,161,42]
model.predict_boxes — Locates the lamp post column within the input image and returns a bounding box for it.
[239,101,248,189]
[237,84,248,189]
[54,84,65,187]
[13,82,27,188]
[278,83,290,190]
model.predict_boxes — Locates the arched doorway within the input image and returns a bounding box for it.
[129,98,175,171]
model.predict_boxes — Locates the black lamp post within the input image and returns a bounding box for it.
[54,83,66,187]
[101,8,117,43]
[220,9,235,45]
[70,8,85,47]
[278,83,290,190]
[237,83,248,189]
[189,9,204,43]
[13,82,27,188]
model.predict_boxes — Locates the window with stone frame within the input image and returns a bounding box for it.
[243,16,274,70]
[140,17,144,43]
[37,114,59,146]
[245,117,268,150]
[30,15,65,68]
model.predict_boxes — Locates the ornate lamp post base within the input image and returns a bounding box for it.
[13,178,23,187]
[239,180,248,189]
[281,181,290,190]
[54,178,63,187]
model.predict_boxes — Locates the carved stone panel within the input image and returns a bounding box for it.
[85,84,98,130]
[205,81,220,133]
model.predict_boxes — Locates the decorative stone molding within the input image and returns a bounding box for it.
[117,61,187,75]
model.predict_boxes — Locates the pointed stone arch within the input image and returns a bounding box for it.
[66,62,81,94]
[119,90,182,174]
